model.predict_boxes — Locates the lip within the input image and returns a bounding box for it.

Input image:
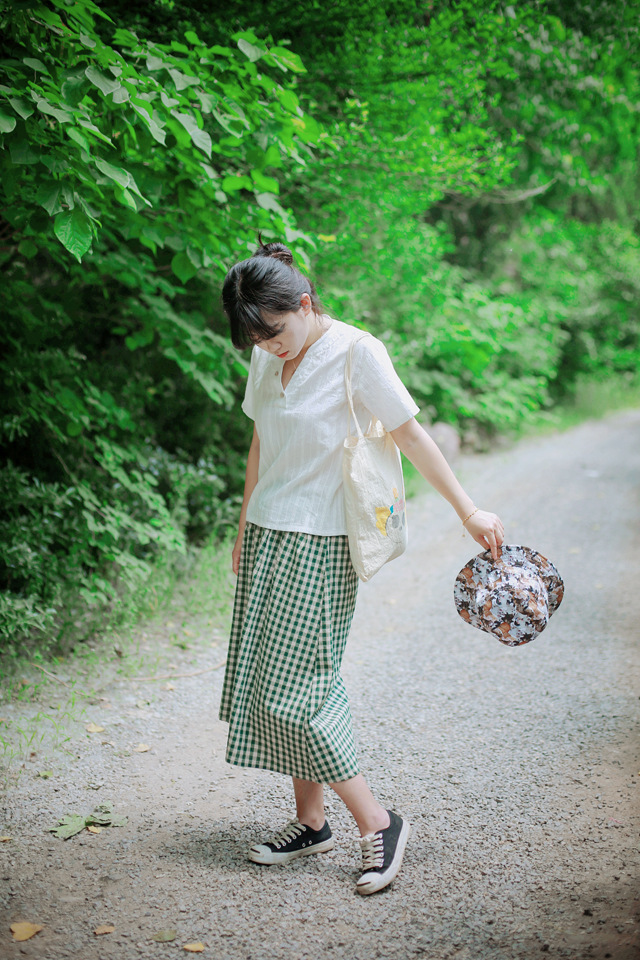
[277,352,288,358]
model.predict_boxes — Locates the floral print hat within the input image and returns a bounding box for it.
[454,545,564,647]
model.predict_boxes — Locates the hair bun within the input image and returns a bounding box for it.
[253,234,294,266]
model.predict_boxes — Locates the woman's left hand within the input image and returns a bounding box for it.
[464,509,505,560]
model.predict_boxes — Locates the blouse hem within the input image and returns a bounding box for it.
[244,518,349,537]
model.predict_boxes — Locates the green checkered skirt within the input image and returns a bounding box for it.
[220,523,360,783]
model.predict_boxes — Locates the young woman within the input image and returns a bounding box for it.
[220,239,504,895]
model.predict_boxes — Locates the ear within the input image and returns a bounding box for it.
[300,292,312,313]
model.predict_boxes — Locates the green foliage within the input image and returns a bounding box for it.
[0,0,319,648]
[1,0,639,655]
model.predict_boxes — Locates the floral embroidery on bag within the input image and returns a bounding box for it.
[375,488,406,541]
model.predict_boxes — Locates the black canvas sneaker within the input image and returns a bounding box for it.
[356,810,411,894]
[248,818,335,865]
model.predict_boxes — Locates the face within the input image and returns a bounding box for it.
[254,294,315,360]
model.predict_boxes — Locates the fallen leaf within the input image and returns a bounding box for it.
[50,803,128,839]
[88,803,114,825]
[49,814,88,840]
[11,922,44,941]
[152,929,177,942]
[94,925,115,935]
[86,722,105,733]
[184,943,205,953]
[87,825,102,834]
[0,836,12,842]
[135,743,150,753]
[164,683,175,691]
[37,770,53,779]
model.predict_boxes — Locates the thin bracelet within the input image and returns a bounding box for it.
[462,507,479,526]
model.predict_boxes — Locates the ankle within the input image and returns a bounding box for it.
[298,814,325,832]
[358,808,390,838]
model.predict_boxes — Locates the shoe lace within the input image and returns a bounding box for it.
[359,831,384,870]
[271,819,304,849]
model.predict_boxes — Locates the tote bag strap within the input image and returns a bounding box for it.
[345,333,373,440]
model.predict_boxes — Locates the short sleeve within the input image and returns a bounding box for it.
[352,335,419,432]
[241,346,258,421]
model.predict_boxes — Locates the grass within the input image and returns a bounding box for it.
[526,373,640,435]
[0,530,236,771]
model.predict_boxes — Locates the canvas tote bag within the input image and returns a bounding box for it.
[342,335,408,582]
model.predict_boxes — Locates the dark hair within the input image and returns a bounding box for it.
[222,236,323,349]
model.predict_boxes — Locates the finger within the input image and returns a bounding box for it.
[475,534,490,554]
[486,530,499,560]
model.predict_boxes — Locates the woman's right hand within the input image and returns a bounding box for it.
[231,531,243,575]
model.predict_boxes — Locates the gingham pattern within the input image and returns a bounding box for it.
[220,523,360,783]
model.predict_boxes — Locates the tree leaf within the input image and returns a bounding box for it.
[85,722,105,733]
[237,38,264,62]
[18,239,38,259]
[11,922,43,941]
[184,944,205,953]
[277,88,300,114]
[8,97,34,120]
[171,252,197,283]
[94,925,115,935]
[0,108,16,133]
[255,193,287,216]
[36,98,74,123]
[61,76,87,106]
[77,119,114,145]
[36,182,63,215]
[54,208,93,262]
[168,68,200,91]
[171,111,212,157]
[23,57,49,74]
[152,929,177,942]
[49,814,88,840]
[67,126,91,152]
[250,170,279,193]
[221,175,252,193]
[94,157,130,188]
[85,66,120,97]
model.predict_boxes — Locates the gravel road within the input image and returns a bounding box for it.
[1,409,639,960]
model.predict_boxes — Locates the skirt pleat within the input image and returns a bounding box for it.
[220,522,360,783]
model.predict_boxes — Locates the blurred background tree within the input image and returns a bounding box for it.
[1,0,638,651]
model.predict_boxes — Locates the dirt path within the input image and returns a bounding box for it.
[1,410,639,960]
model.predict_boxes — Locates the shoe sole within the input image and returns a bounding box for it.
[356,820,411,895]
[248,837,335,865]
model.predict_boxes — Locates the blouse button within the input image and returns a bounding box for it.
[280,391,285,398]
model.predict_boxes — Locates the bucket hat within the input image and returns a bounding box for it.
[454,544,564,647]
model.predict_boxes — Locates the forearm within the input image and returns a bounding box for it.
[238,425,260,534]
[390,419,475,520]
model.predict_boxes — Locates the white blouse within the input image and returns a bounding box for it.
[242,318,420,536]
